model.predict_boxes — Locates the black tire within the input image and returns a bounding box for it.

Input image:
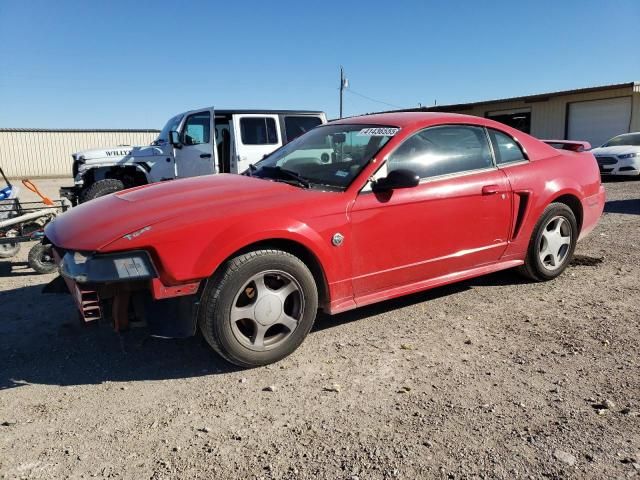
[0,241,20,259]
[198,249,319,368]
[28,243,57,274]
[80,179,125,203]
[518,202,578,281]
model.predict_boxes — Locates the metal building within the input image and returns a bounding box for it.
[0,128,159,178]
[407,81,640,147]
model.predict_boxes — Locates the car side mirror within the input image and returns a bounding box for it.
[372,169,420,192]
[169,130,182,148]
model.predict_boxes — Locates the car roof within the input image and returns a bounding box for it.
[329,111,494,129]
[185,108,325,116]
[610,132,639,138]
[329,111,566,160]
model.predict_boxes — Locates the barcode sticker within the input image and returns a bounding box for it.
[357,127,399,136]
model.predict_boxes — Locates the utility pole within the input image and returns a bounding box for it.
[339,66,348,118]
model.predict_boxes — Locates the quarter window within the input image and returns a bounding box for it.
[488,129,527,164]
[387,125,493,179]
[284,116,323,142]
[183,112,211,145]
[240,117,278,145]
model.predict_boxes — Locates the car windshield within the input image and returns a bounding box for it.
[602,133,640,147]
[153,114,184,145]
[250,124,398,190]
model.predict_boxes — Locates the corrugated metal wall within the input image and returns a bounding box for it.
[449,86,637,139]
[0,130,159,178]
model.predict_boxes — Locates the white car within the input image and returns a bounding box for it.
[590,132,640,177]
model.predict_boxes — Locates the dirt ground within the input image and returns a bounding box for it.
[0,178,638,480]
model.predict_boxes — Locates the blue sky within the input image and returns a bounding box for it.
[0,0,638,129]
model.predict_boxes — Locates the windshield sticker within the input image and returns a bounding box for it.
[335,170,349,177]
[357,127,399,137]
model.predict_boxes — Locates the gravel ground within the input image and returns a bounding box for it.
[0,178,638,479]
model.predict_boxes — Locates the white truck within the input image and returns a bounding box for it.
[60,108,327,204]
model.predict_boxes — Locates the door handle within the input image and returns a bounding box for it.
[482,184,499,195]
[200,153,212,159]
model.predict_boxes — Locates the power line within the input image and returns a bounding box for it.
[344,88,404,110]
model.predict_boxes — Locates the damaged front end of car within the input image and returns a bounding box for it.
[47,247,202,338]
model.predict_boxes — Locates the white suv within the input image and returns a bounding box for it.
[61,109,326,203]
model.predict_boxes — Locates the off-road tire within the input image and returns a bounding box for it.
[80,179,125,203]
[518,202,578,281]
[0,241,20,259]
[28,243,57,274]
[198,249,319,368]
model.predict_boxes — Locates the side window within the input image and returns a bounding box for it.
[488,129,527,164]
[284,116,323,142]
[387,125,493,179]
[183,112,211,145]
[240,117,278,145]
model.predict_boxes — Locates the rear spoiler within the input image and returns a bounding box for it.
[542,140,591,152]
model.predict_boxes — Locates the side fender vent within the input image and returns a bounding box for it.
[512,192,530,240]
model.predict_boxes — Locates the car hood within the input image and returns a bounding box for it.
[590,145,640,156]
[45,174,322,251]
[75,145,165,161]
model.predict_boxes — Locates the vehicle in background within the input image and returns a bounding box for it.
[45,112,605,368]
[60,109,326,204]
[0,168,69,273]
[590,132,640,177]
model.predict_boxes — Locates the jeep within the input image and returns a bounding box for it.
[60,109,326,203]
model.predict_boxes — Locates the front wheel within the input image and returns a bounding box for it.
[198,249,319,367]
[80,179,125,203]
[518,202,578,281]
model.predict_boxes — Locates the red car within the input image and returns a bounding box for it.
[45,112,605,367]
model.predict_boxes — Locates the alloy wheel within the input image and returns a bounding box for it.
[229,270,304,352]
[538,215,572,271]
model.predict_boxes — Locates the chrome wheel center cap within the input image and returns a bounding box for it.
[254,295,282,326]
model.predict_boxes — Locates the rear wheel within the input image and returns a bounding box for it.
[199,249,318,367]
[28,243,57,274]
[80,179,125,202]
[518,202,578,281]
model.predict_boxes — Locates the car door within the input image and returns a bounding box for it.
[174,110,215,178]
[231,114,283,173]
[349,124,512,297]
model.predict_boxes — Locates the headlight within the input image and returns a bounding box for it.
[61,250,156,283]
[618,153,638,159]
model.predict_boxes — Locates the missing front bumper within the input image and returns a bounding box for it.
[50,248,202,338]
[74,280,200,338]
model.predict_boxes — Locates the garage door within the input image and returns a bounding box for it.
[567,97,632,147]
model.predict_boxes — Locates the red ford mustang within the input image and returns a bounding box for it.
[45,112,605,367]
